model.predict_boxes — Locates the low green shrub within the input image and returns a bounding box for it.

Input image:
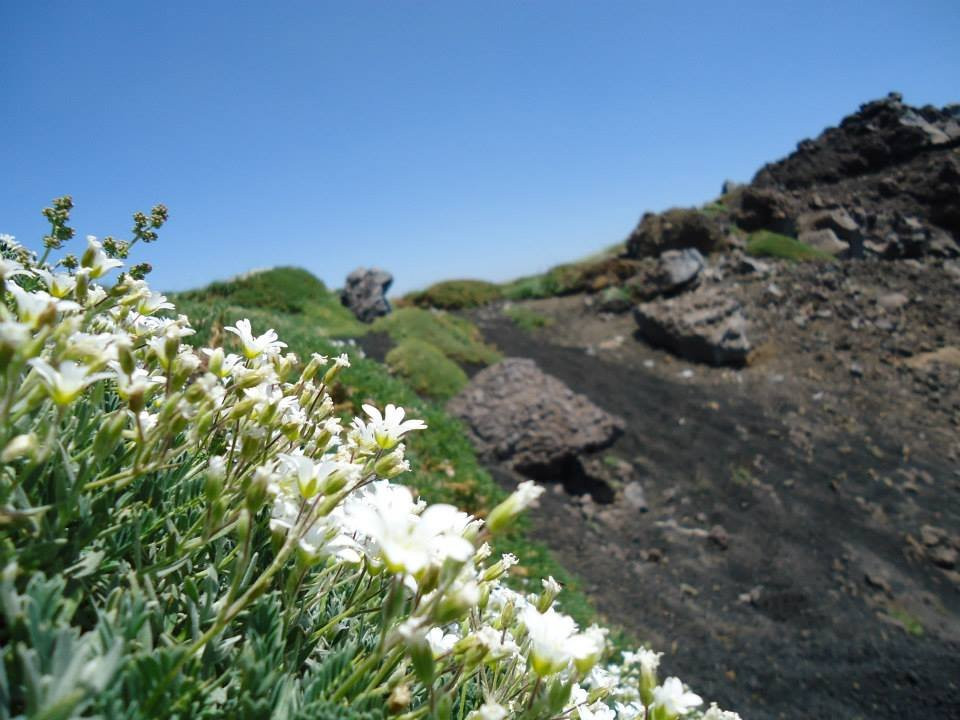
[404,279,502,309]
[745,230,836,262]
[385,339,468,400]
[371,307,501,366]
[178,267,367,338]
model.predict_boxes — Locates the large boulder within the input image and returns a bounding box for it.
[626,208,732,258]
[341,268,393,322]
[446,358,625,474]
[734,187,797,235]
[658,248,705,292]
[634,289,751,366]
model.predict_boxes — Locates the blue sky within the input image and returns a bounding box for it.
[2,1,958,295]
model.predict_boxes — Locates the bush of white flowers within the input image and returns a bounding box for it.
[0,199,741,719]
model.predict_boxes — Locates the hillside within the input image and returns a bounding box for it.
[357,94,960,720]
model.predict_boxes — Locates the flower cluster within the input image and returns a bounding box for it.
[0,202,740,719]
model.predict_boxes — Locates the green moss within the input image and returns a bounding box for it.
[405,279,503,309]
[385,339,468,400]
[504,306,552,332]
[372,307,501,366]
[746,230,836,262]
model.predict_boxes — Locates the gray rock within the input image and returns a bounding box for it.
[877,291,909,312]
[446,358,625,473]
[797,208,860,241]
[634,289,751,366]
[622,481,648,512]
[798,229,849,256]
[658,248,705,292]
[341,268,393,322]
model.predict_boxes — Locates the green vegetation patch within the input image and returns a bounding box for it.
[504,306,553,332]
[176,266,367,337]
[404,279,503,309]
[746,230,836,262]
[372,307,501,366]
[385,338,469,400]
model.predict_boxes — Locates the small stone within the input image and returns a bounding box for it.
[849,363,864,378]
[877,292,909,312]
[708,524,730,549]
[930,545,958,569]
[622,482,648,512]
[920,525,946,546]
[864,571,893,596]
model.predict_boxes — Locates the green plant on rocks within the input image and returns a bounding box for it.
[0,199,741,720]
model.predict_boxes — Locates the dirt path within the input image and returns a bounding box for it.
[471,297,960,720]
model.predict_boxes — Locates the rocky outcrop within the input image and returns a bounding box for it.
[626,208,734,258]
[743,93,960,258]
[634,289,751,366]
[446,358,624,475]
[341,268,393,322]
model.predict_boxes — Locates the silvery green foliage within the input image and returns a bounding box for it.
[0,201,739,720]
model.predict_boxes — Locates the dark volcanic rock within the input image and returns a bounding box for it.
[734,186,798,235]
[634,289,751,365]
[626,208,732,258]
[743,93,960,257]
[446,358,624,474]
[753,93,960,189]
[341,268,393,322]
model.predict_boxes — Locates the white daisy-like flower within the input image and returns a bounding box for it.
[651,677,702,717]
[521,605,578,676]
[225,318,287,359]
[29,359,111,406]
[81,236,123,279]
[351,403,427,450]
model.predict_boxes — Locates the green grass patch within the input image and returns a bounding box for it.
[504,306,553,332]
[385,338,469,400]
[372,307,501,366]
[404,279,503,309]
[746,230,836,262]
[175,266,367,337]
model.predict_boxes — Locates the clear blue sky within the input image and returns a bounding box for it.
[2,1,958,295]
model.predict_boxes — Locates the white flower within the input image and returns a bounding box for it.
[225,319,287,359]
[613,701,645,719]
[351,403,427,450]
[578,702,616,720]
[521,605,578,676]
[33,269,76,298]
[346,490,474,576]
[651,677,702,717]
[137,291,174,315]
[29,359,111,406]
[468,700,509,720]
[0,256,29,282]
[81,236,123,279]
[8,284,81,327]
[701,703,742,720]
[425,626,459,658]
[569,624,608,673]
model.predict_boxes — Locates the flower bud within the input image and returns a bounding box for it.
[92,412,126,462]
[246,471,269,513]
[2,433,37,463]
